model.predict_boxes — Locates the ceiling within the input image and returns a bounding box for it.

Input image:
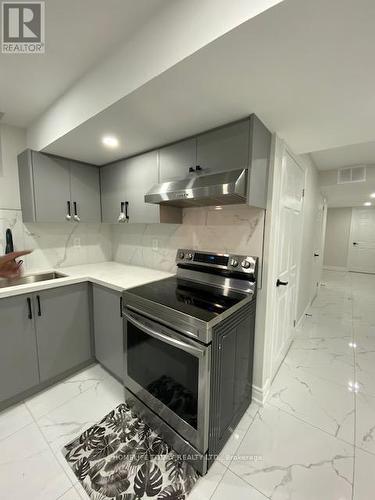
[0,0,167,126]
[42,0,375,165]
[312,141,375,171]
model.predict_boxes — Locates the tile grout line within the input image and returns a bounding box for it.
[350,273,357,500]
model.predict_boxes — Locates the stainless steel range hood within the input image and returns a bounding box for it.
[144,168,248,208]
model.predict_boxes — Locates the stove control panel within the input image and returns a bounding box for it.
[176,249,257,275]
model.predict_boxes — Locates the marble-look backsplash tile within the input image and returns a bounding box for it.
[112,205,265,275]
[0,209,112,272]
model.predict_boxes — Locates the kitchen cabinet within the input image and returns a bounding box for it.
[0,284,92,408]
[0,295,39,403]
[159,138,197,183]
[92,284,123,380]
[35,283,92,381]
[101,150,160,224]
[196,119,250,175]
[18,150,101,223]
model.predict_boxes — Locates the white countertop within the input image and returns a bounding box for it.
[0,262,173,298]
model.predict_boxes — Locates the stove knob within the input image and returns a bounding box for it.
[186,252,193,260]
[230,258,238,267]
[242,260,251,269]
[178,251,185,259]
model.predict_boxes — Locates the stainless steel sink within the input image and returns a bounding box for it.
[0,271,66,289]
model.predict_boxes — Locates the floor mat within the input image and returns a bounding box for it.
[63,403,199,499]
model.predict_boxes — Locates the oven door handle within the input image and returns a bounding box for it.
[123,310,206,359]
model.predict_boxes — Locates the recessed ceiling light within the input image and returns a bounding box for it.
[370,193,375,198]
[214,206,223,210]
[364,202,372,206]
[102,135,119,148]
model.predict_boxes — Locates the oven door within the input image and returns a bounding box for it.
[123,307,210,454]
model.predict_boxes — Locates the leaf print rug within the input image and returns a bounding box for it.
[63,403,199,499]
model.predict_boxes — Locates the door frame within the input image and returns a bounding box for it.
[269,141,307,379]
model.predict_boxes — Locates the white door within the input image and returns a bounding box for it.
[311,200,326,300]
[272,151,305,376]
[348,207,375,274]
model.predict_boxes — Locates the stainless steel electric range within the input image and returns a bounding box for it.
[122,249,258,474]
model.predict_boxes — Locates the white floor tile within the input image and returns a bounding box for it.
[269,362,355,443]
[37,372,125,483]
[188,460,226,500]
[229,404,353,500]
[211,469,268,500]
[353,447,375,500]
[58,486,83,500]
[26,364,109,420]
[0,401,33,440]
[0,422,71,500]
[355,391,375,455]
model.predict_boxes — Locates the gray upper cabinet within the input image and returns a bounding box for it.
[101,151,159,223]
[70,161,101,223]
[93,284,123,380]
[0,295,39,404]
[159,138,197,183]
[35,283,92,382]
[196,120,250,175]
[18,150,100,223]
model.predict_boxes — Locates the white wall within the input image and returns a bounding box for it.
[0,124,26,210]
[323,207,352,269]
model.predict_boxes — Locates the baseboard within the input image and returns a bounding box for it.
[323,265,348,272]
[252,378,271,406]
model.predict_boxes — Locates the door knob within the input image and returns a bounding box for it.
[276,279,289,287]
[353,242,358,246]
[314,253,320,257]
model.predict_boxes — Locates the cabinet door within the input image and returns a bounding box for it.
[35,283,92,382]
[124,151,159,223]
[70,161,101,223]
[0,295,39,403]
[93,285,123,380]
[100,161,127,223]
[32,152,71,222]
[159,138,197,182]
[196,120,250,175]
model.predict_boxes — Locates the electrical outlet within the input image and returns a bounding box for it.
[152,239,158,252]
[73,237,81,248]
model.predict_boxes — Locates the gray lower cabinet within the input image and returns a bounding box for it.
[18,150,101,223]
[0,284,92,407]
[100,151,159,224]
[0,295,39,403]
[92,284,123,380]
[35,283,92,381]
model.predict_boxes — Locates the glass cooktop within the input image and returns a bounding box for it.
[126,277,249,322]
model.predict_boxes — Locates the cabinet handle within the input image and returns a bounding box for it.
[120,296,123,317]
[125,201,129,221]
[36,295,41,316]
[195,165,202,171]
[117,201,129,222]
[314,253,320,257]
[66,201,72,221]
[189,167,195,173]
[276,279,289,287]
[27,297,32,319]
[73,201,81,222]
